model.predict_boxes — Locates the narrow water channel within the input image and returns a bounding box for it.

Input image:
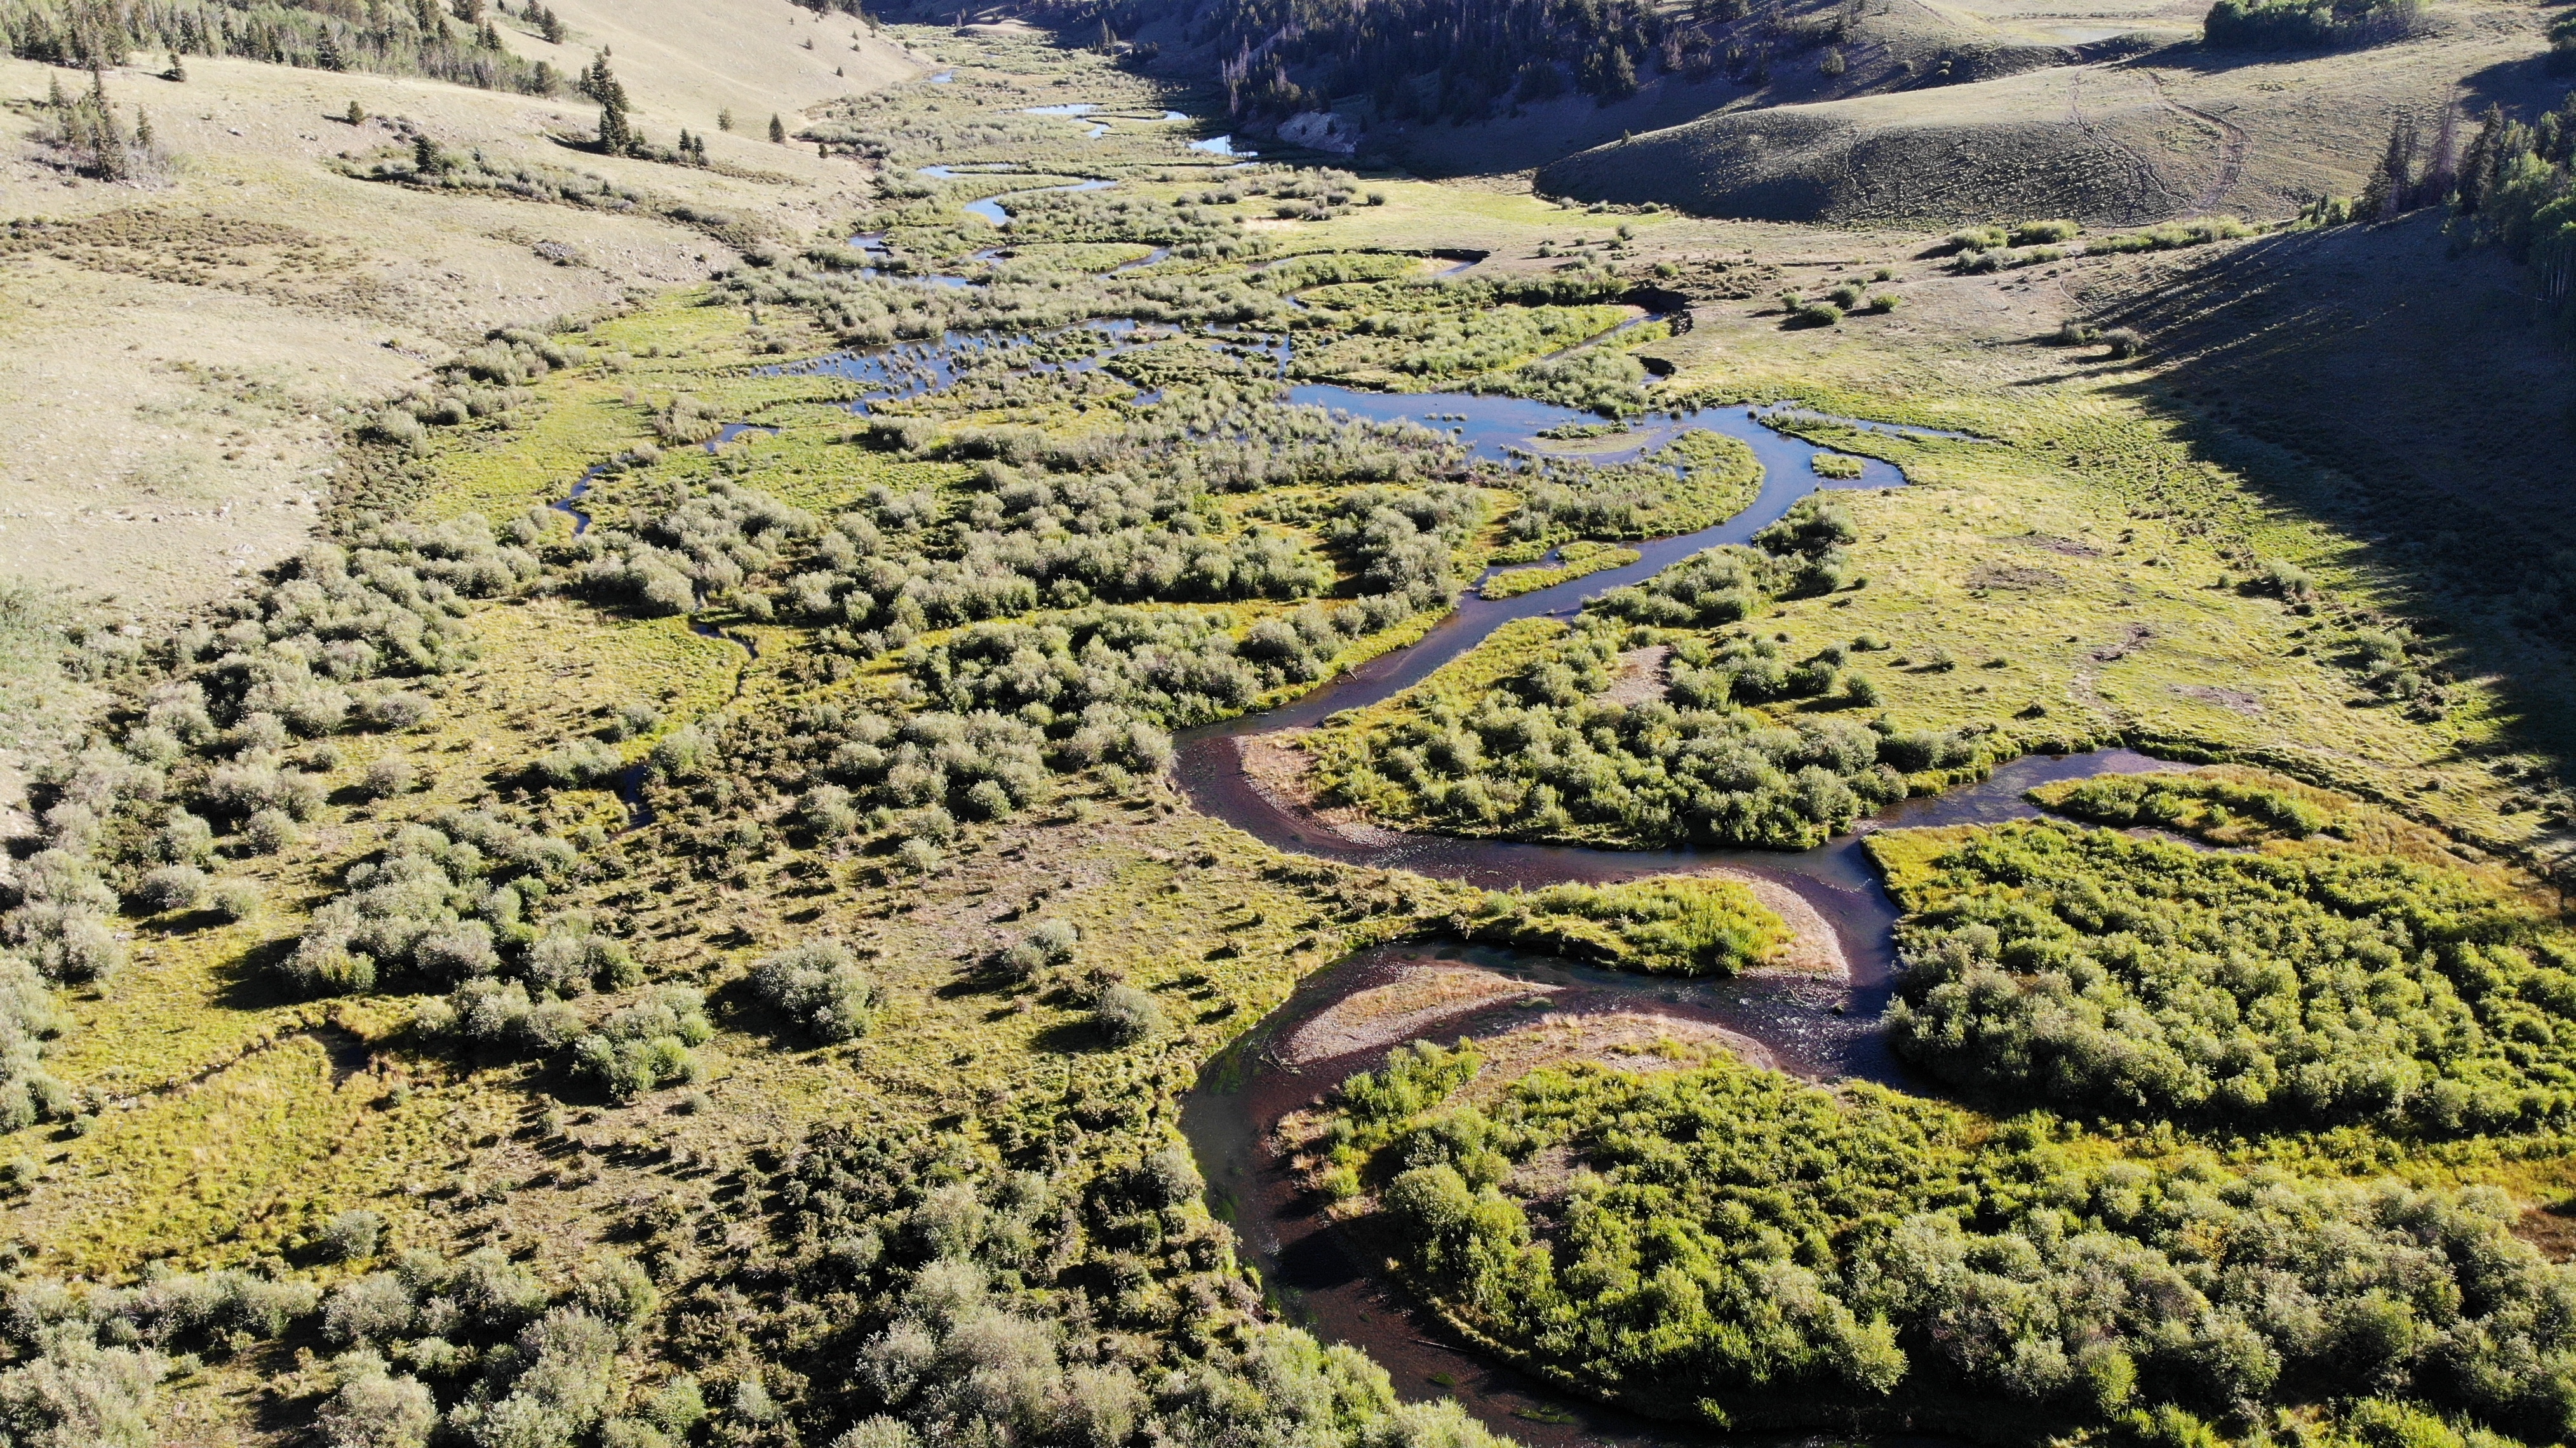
[563,301,2176,1439]
[1159,385,2182,1445]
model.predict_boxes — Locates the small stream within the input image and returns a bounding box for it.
[549,286,2179,1436]
[1161,386,2184,1444]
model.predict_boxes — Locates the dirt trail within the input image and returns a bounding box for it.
[2149,74,2251,213]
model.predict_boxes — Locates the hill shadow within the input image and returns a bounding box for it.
[2090,210,2576,781]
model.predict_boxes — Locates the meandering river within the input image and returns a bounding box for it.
[582,305,2174,1443]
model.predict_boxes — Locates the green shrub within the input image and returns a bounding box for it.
[1875,819,2576,1134]
[317,1209,385,1263]
[569,988,712,1100]
[751,939,877,1043]
[1461,876,1788,975]
[1092,984,1165,1045]
[134,865,206,914]
[1327,1040,2576,1440]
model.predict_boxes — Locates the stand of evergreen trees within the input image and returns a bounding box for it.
[0,0,559,94]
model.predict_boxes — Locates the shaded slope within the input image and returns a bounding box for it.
[2091,210,2576,749]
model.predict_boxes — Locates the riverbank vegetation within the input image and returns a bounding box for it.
[1873,817,2576,1136]
[1455,876,1789,975]
[10,11,2576,1446]
[1317,1038,2576,1442]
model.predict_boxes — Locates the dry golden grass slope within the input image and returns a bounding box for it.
[0,0,918,620]
[1538,2,2563,224]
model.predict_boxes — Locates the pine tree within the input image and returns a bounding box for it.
[768,112,786,143]
[1097,18,1115,52]
[451,0,483,21]
[47,72,67,112]
[2455,104,2511,216]
[133,107,152,152]
[315,25,344,70]
[413,132,443,172]
[414,0,442,39]
[598,90,632,153]
[478,19,502,48]
[165,50,185,81]
[347,100,366,125]
[540,5,566,43]
[2420,104,2460,208]
[717,107,734,131]
[2362,108,2421,222]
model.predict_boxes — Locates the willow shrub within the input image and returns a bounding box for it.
[1458,876,1789,975]
[1875,819,2576,1136]
[1333,1040,2576,1440]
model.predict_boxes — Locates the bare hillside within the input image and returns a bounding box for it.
[0,0,916,617]
[1537,8,2559,223]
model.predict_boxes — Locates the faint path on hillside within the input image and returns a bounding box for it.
[2069,69,2190,222]
[2149,72,2252,213]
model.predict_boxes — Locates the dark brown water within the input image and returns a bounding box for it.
[1164,387,2182,1446]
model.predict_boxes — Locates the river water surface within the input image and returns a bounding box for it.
[1160,387,2182,1445]
[593,300,2170,1441]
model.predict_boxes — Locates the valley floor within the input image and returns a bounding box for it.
[4,17,2576,1448]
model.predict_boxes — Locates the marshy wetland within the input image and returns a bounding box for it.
[9,15,2576,1448]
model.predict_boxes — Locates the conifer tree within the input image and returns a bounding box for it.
[2363,109,2421,221]
[598,88,633,153]
[768,112,786,143]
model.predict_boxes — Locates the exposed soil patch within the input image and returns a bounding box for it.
[2013,532,2103,557]
[2518,1203,2576,1263]
[2173,683,2264,714]
[1724,872,1849,979]
[1236,731,1408,845]
[1596,645,1672,706]
[1967,562,2070,593]
[2093,623,2156,661]
[1282,963,1562,1066]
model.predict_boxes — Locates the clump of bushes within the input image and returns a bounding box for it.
[2203,0,2423,48]
[2090,215,2257,252]
[281,810,594,997]
[996,920,1079,980]
[751,939,877,1043]
[1461,876,1790,975]
[1310,619,1909,849]
[2030,769,2332,841]
[0,953,72,1134]
[568,987,713,1100]
[1875,818,2576,1135]
[1092,983,1165,1045]
[1327,1038,2576,1442]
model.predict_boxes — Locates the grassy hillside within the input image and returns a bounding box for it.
[0,0,914,622]
[1538,8,2562,222]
